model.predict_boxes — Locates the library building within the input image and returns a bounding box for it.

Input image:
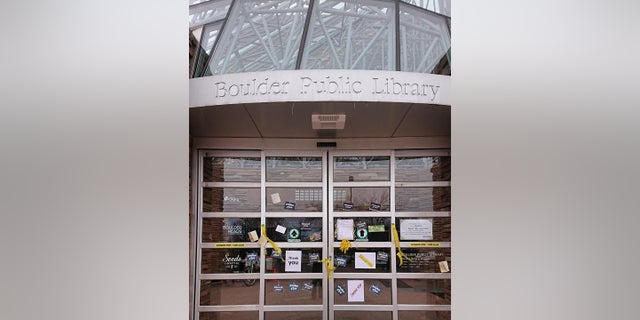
[188,1,451,320]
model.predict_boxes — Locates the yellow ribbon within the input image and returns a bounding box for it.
[261,225,284,261]
[391,223,412,266]
[319,257,336,279]
[339,238,352,254]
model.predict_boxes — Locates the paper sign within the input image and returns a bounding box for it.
[439,261,450,273]
[275,225,286,234]
[369,284,382,296]
[400,219,433,240]
[271,193,281,204]
[355,252,376,269]
[257,235,268,247]
[248,230,259,242]
[285,250,302,272]
[348,280,365,302]
[336,219,354,240]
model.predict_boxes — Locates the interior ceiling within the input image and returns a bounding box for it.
[189,101,450,139]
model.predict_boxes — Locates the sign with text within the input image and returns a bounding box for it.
[285,250,302,272]
[190,70,451,107]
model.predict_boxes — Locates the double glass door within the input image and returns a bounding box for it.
[195,150,451,320]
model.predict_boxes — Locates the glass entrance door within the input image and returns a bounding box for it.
[194,150,451,320]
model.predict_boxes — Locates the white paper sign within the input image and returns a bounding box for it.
[347,280,365,302]
[336,219,354,240]
[248,230,259,242]
[355,252,376,269]
[399,218,433,240]
[285,250,302,272]
[275,225,287,234]
[270,193,282,204]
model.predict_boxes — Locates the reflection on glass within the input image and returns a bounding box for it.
[401,0,451,17]
[395,156,450,182]
[201,248,261,274]
[264,279,323,305]
[301,0,396,70]
[333,217,390,242]
[333,279,392,305]
[395,217,450,242]
[202,218,261,242]
[202,188,261,212]
[203,157,261,182]
[334,311,392,320]
[265,248,323,273]
[265,312,323,320]
[266,218,323,242]
[397,311,451,320]
[333,187,390,211]
[200,312,259,320]
[396,279,451,305]
[334,156,390,182]
[189,0,232,29]
[333,248,391,273]
[266,188,322,212]
[266,157,323,182]
[395,187,450,211]
[208,0,310,75]
[200,280,260,305]
[396,248,451,273]
[399,3,450,74]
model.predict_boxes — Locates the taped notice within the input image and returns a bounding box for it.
[336,219,354,240]
[248,230,259,242]
[348,280,365,302]
[271,193,281,204]
[275,225,286,234]
[439,261,450,273]
[355,252,376,269]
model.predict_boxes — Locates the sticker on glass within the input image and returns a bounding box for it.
[248,230,259,242]
[273,283,284,293]
[275,225,287,234]
[288,228,300,242]
[303,282,314,292]
[289,282,299,292]
[284,201,296,210]
[343,202,354,210]
[334,256,348,267]
[335,284,346,296]
[369,202,382,211]
[369,284,382,296]
[377,251,389,263]
[270,193,282,204]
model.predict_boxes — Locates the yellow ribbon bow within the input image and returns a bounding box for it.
[339,238,352,254]
[391,223,412,266]
[319,257,336,279]
[260,224,284,261]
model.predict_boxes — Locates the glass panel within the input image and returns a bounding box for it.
[207,0,310,75]
[333,279,392,305]
[201,248,262,274]
[266,157,323,182]
[401,0,451,17]
[266,187,323,212]
[395,187,450,211]
[192,20,225,77]
[333,248,391,273]
[335,311,392,320]
[264,279,323,305]
[265,312,323,320]
[395,156,451,181]
[334,156,390,182]
[333,187,390,211]
[395,217,450,242]
[266,248,323,273]
[203,188,261,212]
[189,0,232,29]
[399,3,450,73]
[200,312,259,320]
[203,156,261,182]
[396,278,451,304]
[265,218,323,242]
[333,217,390,242]
[301,0,396,70]
[202,218,261,242]
[200,280,260,305]
[398,311,451,320]
[396,247,451,273]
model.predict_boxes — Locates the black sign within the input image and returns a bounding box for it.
[343,202,354,210]
[369,202,382,211]
[284,201,296,210]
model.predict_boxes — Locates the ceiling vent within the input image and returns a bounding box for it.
[311,114,346,130]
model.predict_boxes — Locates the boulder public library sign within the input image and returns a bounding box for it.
[189,69,451,107]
